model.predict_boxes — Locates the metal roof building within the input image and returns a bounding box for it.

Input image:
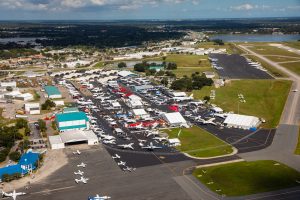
[224,114,261,130]
[55,111,89,132]
[44,86,62,99]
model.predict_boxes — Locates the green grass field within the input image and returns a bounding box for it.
[249,45,299,57]
[174,67,214,77]
[193,160,300,196]
[284,41,300,50]
[265,56,300,63]
[192,80,291,128]
[280,62,300,76]
[164,54,210,68]
[295,128,300,155]
[162,126,234,158]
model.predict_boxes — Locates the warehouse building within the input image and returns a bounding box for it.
[55,111,89,132]
[44,86,62,99]
[161,112,188,127]
[223,114,261,130]
[24,103,40,115]
[132,109,150,120]
[49,130,98,150]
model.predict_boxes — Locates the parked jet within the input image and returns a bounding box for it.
[88,194,111,200]
[2,190,26,200]
[77,162,87,168]
[199,118,217,126]
[102,140,116,145]
[117,161,126,166]
[138,139,147,143]
[153,136,168,142]
[142,142,162,150]
[73,150,81,155]
[118,143,134,150]
[123,166,136,172]
[75,176,89,184]
[74,170,84,176]
[146,131,159,137]
[112,154,120,159]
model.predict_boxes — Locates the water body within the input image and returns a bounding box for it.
[0,37,46,44]
[210,34,300,42]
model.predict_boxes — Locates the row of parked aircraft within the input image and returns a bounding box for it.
[112,154,136,172]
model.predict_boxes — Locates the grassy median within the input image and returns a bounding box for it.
[163,126,234,158]
[295,128,300,155]
[193,160,300,196]
[192,80,291,128]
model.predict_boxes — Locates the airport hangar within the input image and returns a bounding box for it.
[49,110,98,150]
[44,85,62,99]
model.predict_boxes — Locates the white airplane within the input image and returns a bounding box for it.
[292,89,298,92]
[73,150,81,155]
[102,140,116,145]
[112,154,120,159]
[199,118,217,126]
[75,176,89,184]
[153,136,168,142]
[118,143,134,150]
[89,194,111,200]
[101,135,116,140]
[77,162,87,168]
[74,170,84,176]
[117,161,126,166]
[146,131,159,137]
[2,190,26,200]
[138,139,147,143]
[123,166,136,172]
[142,142,162,150]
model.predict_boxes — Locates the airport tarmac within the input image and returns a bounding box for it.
[210,54,274,79]
[20,145,196,200]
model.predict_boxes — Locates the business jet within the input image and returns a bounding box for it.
[74,170,84,176]
[100,135,116,140]
[123,166,136,172]
[292,89,298,92]
[88,194,111,200]
[75,176,89,184]
[138,139,147,143]
[117,161,126,166]
[77,162,87,168]
[102,140,116,145]
[142,142,162,150]
[199,118,217,126]
[2,190,26,200]
[153,136,168,142]
[112,154,120,159]
[73,150,81,155]
[146,131,159,137]
[118,143,134,150]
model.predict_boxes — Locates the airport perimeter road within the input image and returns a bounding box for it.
[238,44,300,125]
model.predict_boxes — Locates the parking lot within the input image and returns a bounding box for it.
[209,54,274,79]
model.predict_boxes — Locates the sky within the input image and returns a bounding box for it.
[0,0,299,20]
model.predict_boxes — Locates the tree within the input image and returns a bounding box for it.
[203,96,210,102]
[166,62,177,70]
[161,77,169,86]
[6,86,13,92]
[118,62,127,68]
[41,99,56,110]
[15,118,28,129]
[170,77,193,91]
[213,39,224,45]
[9,151,21,162]
[38,119,47,133]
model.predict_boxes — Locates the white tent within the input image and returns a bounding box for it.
[224,114,261,130]
[161,112,188,127]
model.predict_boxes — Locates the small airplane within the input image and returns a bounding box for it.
[73,150,81,155]
[142,142,162,150]
[153,136,168,142]
[74,170,84,176]
[117,161,126,166]
[88,194,111,200]
[118,143,134,150]
[292,89,298,92]
[146,131,159,137]
[75,176,89,184]
[138,139,147,143]
[2,190,26,200]
[112,154,120,159]
[123,166,136,172]
[102,140,116,145]
[77,162,87,168]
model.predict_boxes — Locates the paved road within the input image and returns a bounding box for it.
[238,44,300,125]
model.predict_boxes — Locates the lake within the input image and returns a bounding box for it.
[210,34,300,42]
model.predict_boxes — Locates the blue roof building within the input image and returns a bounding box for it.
[0,152,40,180]
[55,111,89,132]
[44,86,62,99]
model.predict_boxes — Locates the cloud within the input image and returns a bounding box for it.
[0,0,199,11]
[230,3,256,11]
